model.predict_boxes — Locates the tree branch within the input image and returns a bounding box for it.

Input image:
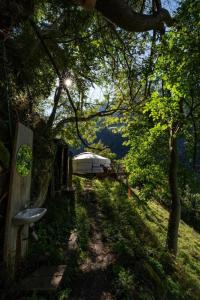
[46,86,63,129]
[29,19,61,79]
[55,104,126,131]
[94,0,174,33]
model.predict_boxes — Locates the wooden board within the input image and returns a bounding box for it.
[3,123,33,274]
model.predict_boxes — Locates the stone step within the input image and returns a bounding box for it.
[20,265,66,291]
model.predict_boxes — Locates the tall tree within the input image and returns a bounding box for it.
[123,0,200,256]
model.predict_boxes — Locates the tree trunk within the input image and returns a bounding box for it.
[192,119,197,170]
[95,0,173,32]
[166,126,181,257]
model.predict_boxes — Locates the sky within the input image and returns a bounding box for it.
[88,84,104,102]
[164,0,180,13]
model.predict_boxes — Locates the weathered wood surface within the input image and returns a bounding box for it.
[67,154,73,190]
[4,123,33,274]
[63,146,68,187]
[20,265,67,291]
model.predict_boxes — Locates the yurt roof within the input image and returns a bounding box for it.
[73,152,111,162]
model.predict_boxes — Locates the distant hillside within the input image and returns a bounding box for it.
[96,128,129,159]
[72,127,129,159]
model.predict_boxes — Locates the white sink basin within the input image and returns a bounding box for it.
[13,208,47,226]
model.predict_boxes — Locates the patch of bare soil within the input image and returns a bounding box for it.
[69,185,115,300]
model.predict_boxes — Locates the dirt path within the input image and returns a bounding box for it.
[68,185,115,300]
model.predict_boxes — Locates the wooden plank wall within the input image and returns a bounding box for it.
[4,123,33,274]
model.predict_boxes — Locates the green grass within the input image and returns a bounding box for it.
[91,179,200,299]
[15,178,200,299]
[143,201,200,293]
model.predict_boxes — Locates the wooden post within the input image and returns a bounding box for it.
[67,152,73,190]
[60,148,64,189]
[57,147,62,191]
[62,146,68,187]
[50,169,55,200]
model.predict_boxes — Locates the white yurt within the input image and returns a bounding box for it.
[73,152,111,175]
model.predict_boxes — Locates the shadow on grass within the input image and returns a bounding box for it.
[64,181,167,300]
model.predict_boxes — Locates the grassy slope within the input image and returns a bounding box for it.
[143,201,200,289]
[91,179,200,299]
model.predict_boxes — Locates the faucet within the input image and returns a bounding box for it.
[24,203,29,209]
